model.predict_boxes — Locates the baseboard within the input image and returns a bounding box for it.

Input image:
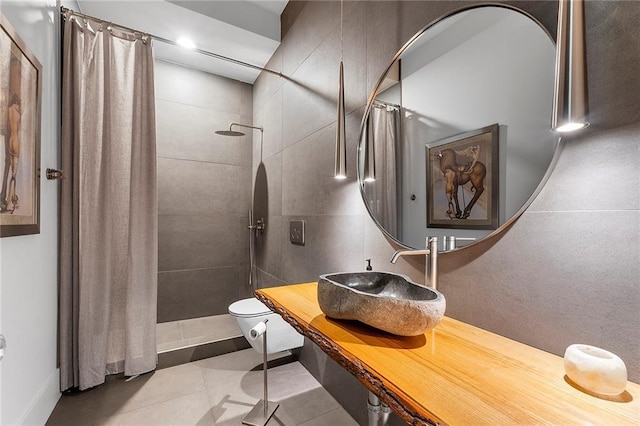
[19,368,60,426]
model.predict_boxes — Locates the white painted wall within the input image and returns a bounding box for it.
[400,9,557,248]
[0,230,2,422]
[0,0,61,424]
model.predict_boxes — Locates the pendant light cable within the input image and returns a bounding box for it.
[334,0,347,179]
[340,0,343,62]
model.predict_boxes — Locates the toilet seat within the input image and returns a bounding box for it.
[228,298,271,318]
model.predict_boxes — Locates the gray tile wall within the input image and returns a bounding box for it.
[155,60,253,323]
[252,0,640,421]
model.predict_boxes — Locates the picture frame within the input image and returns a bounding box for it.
[0,12,42,237]
[426,124,499,230]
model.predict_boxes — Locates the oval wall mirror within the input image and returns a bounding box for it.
[358,5,559,252]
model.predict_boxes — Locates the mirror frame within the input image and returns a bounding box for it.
[357,3,563,253]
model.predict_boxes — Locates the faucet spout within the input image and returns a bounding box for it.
[389,237,439,290]
[390,249,430,264]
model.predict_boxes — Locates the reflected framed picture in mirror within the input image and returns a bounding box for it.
[426,124,499,230]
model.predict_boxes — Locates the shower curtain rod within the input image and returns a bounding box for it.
[60,6,283,78]
[373,100,401,110]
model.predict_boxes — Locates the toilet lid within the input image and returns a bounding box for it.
[228,298,272,317]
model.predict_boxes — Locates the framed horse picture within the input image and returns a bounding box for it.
[426,124,499,230]
[0,13,42,237]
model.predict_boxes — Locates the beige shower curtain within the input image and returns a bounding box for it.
[59,13,158,391]
[365,103,401,236]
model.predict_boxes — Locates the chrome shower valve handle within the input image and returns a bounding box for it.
[249,218,265,233]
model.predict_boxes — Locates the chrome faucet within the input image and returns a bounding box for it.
[390,237,439,290]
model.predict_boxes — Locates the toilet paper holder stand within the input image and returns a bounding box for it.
[242,319,279,426]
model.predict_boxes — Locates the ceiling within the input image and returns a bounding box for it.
[65,0,288,83]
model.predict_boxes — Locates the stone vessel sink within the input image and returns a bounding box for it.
[317,272,446,337]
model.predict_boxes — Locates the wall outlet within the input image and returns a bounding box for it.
[290,220,305,245]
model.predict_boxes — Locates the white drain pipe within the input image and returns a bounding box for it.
[367,392,391,426]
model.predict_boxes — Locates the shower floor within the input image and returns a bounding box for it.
[156,314,243,353]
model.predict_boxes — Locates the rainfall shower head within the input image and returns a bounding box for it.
[215,122,263,137]
[216,129,245,137]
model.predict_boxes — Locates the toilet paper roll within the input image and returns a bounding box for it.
[250,321,267,340]
[564,344,627,395]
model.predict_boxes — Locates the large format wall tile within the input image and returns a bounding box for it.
[158,214,246,272]
[280,215,364,284]
[253,152,282,218]
[281,8,366,149]
[253,88,283,161]
[364,1,403,95]
[156,60,253,321]
[253,49,283,112]
[281,114,364,217]
[154,60,247,114]
[158,267,245,322]
[282,124,338,215]
[238,265,253,300]
[256,268,287,289]
[529,122,640,212]
[582,1,640,129]
[255,215,282,279]
[281,74,335,150]
[363,213,424,284]
[281,0,339,76]
[438,209,640,381]
[158,157,251,216]
[240,83,253,119]
[341,1,368,114]
[156,99,252,166]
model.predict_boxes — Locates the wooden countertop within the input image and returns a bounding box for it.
[256,283,640,425]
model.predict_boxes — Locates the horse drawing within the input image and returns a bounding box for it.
[1,55,22,214]
[437,147,486,220]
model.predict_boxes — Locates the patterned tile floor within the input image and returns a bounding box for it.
[46,349,358,425]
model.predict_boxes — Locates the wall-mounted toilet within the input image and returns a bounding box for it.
[229,297,304,354]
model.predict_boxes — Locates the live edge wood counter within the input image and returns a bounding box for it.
[256,283,640,426]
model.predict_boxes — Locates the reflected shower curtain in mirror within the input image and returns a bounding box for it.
[59,14,158,391]
[364,103,401,236]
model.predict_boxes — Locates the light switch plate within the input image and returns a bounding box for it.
[290,220,305,245]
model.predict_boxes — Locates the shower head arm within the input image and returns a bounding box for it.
[229,122,263,132]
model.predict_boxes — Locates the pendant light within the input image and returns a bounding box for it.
[334,0,347,179]
[552,0,589,132]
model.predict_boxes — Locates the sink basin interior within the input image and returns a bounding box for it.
[327,272,439,301]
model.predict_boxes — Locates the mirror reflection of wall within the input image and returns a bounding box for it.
[360,6,559,251]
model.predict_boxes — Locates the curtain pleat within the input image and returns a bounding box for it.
[365,106,401,236]
[59,15,157,391]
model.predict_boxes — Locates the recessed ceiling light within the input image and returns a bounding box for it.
[176,37,196,50]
